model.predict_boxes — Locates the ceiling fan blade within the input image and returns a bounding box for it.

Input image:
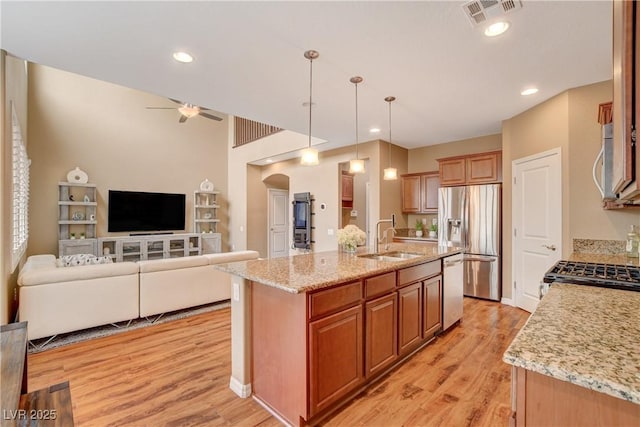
[178,114,189,123]
[169,98,184,105]
[146,107,178,109]
[199,112,223,121]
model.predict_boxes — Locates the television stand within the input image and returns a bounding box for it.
[129,231,174,236]
[97,233,220,262]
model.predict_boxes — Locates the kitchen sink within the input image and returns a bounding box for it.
[358,251,423,262]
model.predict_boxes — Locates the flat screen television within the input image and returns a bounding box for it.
[108,190,186,233]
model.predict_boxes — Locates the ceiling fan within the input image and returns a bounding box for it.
[146,98,223,123]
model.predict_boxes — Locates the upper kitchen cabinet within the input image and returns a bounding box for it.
[612,0,639,202]
[401,172,439,213]
[341,171,354,209]
[438,151,502,187]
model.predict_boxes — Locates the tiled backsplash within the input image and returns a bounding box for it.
[573,239,626,255]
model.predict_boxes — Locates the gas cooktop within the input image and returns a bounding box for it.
[543,260,640,292]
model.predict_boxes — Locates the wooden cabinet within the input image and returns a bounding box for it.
[401,172,439,213]
[421,173,440,212]
[612,0,639,202]
[423,275,442,339]
[438,151,502,186]
[251,259,445,426]
[309,304,363,417]
[341,171,354,211]
[439,158,466,186]
[401,174,421,212]
[398,281,423,355]
[365,293,398,378]
[512,367,640,426]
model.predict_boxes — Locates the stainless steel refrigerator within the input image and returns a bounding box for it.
[438,184,501,301]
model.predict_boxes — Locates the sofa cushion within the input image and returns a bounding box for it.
[203,250,260,265]
[19,262,139,287]
[57,253,113,267]
[138,256,209,273]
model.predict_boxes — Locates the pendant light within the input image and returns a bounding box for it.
[300,50,319,166]
[383,96,398,180]
[349,76,365,174]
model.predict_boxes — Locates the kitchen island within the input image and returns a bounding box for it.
[216,243,462,426]
[503,281,640,425]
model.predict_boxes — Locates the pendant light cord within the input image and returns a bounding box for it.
[388,100,392,167]
[355,81,359,160]
[308,57,313,149]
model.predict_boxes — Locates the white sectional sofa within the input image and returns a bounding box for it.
[18,251,259,340]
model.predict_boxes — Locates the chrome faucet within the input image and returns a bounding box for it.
[375,214,396,253]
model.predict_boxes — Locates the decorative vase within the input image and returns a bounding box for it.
[343,243,357,254]
[429,231,437,238]
[416,230,423,237]
[67,167,89,184]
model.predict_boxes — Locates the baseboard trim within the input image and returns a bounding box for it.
[501,297,514,306]
[229,376,252,398]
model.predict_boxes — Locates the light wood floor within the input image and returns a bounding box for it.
[27,298,528,426]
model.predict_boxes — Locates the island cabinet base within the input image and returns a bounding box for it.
[250,258,446,426]
[513,368,640,426]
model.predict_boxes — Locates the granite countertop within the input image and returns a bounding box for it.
[503,283,640,404]
[214,242,462,294]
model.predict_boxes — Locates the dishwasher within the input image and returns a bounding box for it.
[442,253,464,331]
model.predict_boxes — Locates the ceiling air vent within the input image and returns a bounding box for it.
[462,0,523,26]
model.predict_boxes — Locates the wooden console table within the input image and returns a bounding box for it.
[1,322,74,426]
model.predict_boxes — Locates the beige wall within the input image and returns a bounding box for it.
[27,64,229,256]
[1,53,29,323]
[503,80,639,301]
[567,81,639,239]
[380,142,409,229]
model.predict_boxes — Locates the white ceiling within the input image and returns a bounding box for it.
[1,1,612,151]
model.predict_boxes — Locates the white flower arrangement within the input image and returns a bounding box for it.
[336,224,366,252]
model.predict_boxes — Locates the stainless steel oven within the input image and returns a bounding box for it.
[292,192,313,250]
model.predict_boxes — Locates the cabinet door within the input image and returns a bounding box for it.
[466,152,501,184]
[398,282,422,355]
[342,172,354,202]
[401,175,421,212]
[612,0,635,195]
[421,174,440,212]
[365,293,398,378]
[439,158,466,186]
[423,275,442,339]
[309,305,363,417]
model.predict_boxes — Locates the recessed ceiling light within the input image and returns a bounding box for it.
[172,51,194,63]
[369,127,381,134]
[521,87,539,96]
[484,21,510,37]
[265,159,274,163]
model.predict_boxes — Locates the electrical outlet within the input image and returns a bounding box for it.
[327,228,334,236]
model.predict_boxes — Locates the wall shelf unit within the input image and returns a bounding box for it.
[194,190,222,253]
[58,182,98,256]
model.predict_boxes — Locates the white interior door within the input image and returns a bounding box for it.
[513,148,562,313]
[268,189,289,258]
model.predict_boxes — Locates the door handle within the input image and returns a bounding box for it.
[542,244,557,251]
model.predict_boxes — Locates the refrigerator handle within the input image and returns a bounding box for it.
[462,187,469,250]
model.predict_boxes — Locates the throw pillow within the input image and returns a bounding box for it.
[57,254,113,267]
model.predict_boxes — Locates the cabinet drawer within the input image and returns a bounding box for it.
[309,281,362,319]
[398,261,441,286]
[364,272,396,299]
